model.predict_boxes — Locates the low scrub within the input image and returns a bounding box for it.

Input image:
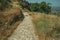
[32,13,60,40]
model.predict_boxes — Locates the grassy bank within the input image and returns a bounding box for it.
[32,12,60,40]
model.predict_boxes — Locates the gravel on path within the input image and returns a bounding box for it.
[8,12,39,40]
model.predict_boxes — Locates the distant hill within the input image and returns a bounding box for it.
[52,6,60,13]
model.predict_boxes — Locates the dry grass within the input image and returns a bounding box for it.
[1,7,20,15]
[31,12,60,40]
[0,7,24,40]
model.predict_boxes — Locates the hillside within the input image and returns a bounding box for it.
[0,0,24,40]
[0,0,60,40]
[30,12,60,40]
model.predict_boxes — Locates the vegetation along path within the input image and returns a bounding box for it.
[8,12,39,40]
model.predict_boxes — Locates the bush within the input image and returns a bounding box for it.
[0,0,11,11]
[19,0,30,9]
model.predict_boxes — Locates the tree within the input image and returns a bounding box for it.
[29,3,40,12]
[40,1,51,14]
[19,1,51,14]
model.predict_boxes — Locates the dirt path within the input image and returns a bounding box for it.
[8,12,39,40]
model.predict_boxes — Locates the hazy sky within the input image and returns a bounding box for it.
[26,0,60,7]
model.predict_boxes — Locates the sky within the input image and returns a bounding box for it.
[26,0,60,7]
